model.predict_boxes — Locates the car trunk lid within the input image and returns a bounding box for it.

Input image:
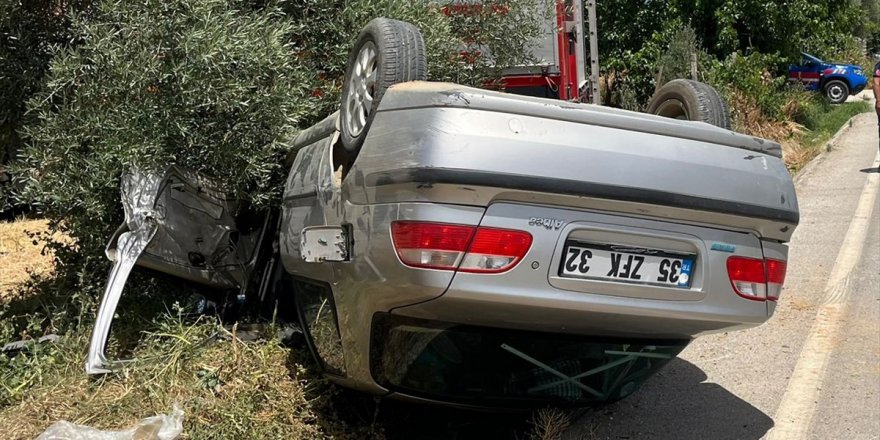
[346,82,798,242]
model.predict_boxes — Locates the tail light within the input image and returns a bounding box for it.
[391,221,532,274]
[390,222,475,270]
[765,259,787,301]
[459,227,533,273]
[726,256,787,301]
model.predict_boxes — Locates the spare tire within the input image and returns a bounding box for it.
[646,79,732,130]
[340,18,428,153]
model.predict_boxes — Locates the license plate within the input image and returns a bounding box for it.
[559,242,695,288]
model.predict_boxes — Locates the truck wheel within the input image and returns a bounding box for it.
[340,18,427,153]
[824,80,849,104]
[646,79,732,130]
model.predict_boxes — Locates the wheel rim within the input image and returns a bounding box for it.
[654,99,690,121]
[344,42,378,138]
[828,84,844,101]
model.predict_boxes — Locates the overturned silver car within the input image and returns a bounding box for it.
[88,19,798,407]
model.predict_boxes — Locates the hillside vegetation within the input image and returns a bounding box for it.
[1,0,876,438]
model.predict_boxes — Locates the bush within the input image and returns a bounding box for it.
[5,0,547,328]
[13,0,307,258]
[704,52,804,122]
[0,0,92,195]
[655,25,705,85]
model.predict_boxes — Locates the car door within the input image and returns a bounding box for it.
[87,166,272,374]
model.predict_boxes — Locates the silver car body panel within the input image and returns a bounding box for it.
[87,167,266,374]
[347,82,797,242]
[392,202,770,338]
[279,82,798,395]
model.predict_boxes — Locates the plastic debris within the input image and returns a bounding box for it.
[36,406,184,440]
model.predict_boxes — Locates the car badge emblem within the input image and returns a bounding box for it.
[528,217,565,230]
[711,243,736,253]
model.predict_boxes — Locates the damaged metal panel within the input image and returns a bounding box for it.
[280,133,346,277]
[107,167,257,289]
[87,166,263,375]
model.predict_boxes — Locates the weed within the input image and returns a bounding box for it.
[795,98,872,149]
[529,408,571,440]
[0,219,60,301]
[0,314,365,439]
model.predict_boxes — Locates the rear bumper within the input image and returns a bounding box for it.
[392,283,767,340]
[309,201,782,398]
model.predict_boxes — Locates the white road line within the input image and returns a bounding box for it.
[767,151,880,440]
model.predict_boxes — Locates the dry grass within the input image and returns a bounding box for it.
[0,218,59,302]
[729,90,872,172]
[727,90,807,169]
[529,408,571,440]
[0,218,364,439]
[0,319,375,440]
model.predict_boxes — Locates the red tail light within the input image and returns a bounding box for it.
[727,256,767,300]
[765,259,787,301]
[391,221,532,274]
[726,256,787,301]
[459,227,533,273]
[390,222,475,270]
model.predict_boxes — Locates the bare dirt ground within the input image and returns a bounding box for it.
[0,219,56,302]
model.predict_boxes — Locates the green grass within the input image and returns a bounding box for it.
[0,313,569,439]
[797,97,872,148]
[0,315,370,439]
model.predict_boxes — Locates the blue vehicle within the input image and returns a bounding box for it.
[788,52,868,104]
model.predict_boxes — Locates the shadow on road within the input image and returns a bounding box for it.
[859,167,879,174]
[569,358,773,440]
[294,355,772,439]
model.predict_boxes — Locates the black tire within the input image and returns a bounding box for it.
[340,18,427,153]
[824,79,849,105]
[646,79,732,130]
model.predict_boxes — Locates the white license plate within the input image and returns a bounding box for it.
[559,243,695,288]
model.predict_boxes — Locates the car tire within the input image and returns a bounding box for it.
[646,79,732,130]
[339,18,428,153]
[824,80,849,104]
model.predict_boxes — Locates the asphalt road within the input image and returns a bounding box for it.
[569,108,880,440]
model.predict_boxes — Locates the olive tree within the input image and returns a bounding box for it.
[8,0,546,316]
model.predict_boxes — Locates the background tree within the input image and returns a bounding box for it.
[0,0,90,170]
[595,0,871,109]
[3,0,547,317]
